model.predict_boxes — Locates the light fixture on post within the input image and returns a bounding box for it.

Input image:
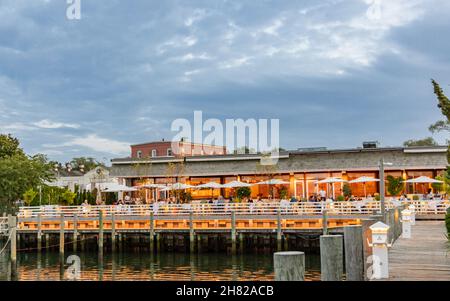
[378,159,393,220]
[368,221,392,279]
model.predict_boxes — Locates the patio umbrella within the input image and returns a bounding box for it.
[161,183,194,191]
[316,178,348,199]
[349,176,380,198]
[222,181,252,188]
[405,176,443,194]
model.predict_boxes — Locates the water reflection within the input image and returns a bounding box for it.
[0,252,321,281]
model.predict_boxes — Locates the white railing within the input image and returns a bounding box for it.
[16,200,450,219]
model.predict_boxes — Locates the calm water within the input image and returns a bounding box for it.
[0,252,321,281]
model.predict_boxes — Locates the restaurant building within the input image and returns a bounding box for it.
[111,144,448,200]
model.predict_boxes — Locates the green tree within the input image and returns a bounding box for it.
[403,137,438,147]
[70,157,104,172]
[23,188,38,206]
[343,183,352,198]
[0,134,54,213]
[429,80,450,166]
[386,175,404,196]
[61,189,77,205]
[236,187,251,200]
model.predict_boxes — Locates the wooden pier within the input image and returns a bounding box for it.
[385,221,450,281]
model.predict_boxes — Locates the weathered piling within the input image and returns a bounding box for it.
[45,233,50,250]
[73,213,78,252]
[111,212,116,252]
[8,215,17,263]
[277,209,282,251]
[149,212,154,252]
[189,211,195,253]
[59,214,65,255]
[239,232,244,254]
[320,235,343,281]
[37,213,42,252]
[231,211,237,255]
[322,210,328,235]
[156,233,161,253]
[274,251,305,281]
[98,210,104,251]
[344,226,364,281]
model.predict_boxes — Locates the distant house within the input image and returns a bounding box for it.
[46,166,117,192]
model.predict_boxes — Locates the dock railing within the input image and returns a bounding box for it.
[17,200,449,219]
[0,217,8,236]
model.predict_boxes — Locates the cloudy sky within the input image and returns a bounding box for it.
[0,0,449,163]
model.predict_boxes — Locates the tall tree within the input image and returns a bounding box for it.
[429,79,450,164]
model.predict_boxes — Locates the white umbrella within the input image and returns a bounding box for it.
[316,178,347,199]
[349,176,380,198]
[142,184,167,189]
[161,183,194,191]
[405,176,443,184]
[195,182,225,189]
[101,184,137,192]
[405,176,443,194]
[256,179,289,185]
[222,181,252,188]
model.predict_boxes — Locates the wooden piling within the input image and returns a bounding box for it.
[277,209,282,251]
[344,226,364,281]
[189,211,195,253]
[8,215,17,263]
[239,232,244,254]
[322,210,328,235]
[231,211,237,255]
[149,212,154,252]
[274,251,305,281]
[111,212,116,252]
[156,233,161,253]
[59,213,65,255]
[45,233,50,251]
[37,213,42,252]
[320,235,343,281]
[73,213,78,252]
[98,210,104,252]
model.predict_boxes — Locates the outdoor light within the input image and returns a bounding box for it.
[408,204,416,225]
[368,221,392,279]
[401,209,413,239]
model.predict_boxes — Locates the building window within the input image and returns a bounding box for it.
[137,151,142,158]
[167,148,173,156]
[151,149,157,157]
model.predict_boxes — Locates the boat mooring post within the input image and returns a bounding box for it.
[273,251,305,281]
[59,213,65,255]
[231,211,237,255]
[189,211,195,253]
[344,225,364,281]
[320,235,343,281]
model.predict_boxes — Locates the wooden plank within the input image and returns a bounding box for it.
[384,221,450,281]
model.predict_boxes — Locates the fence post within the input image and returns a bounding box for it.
[37,213,42,252]
[274,251,305,281]
[73,213,78,252]
[149,212,154,253]
[277,209,282,251]
[344,226,364,281]
[322,210,328,235]
[59,214,65,255]
[320,235,343,281]
[231,211,236,255]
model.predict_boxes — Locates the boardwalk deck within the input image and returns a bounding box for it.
[386,221,450,281]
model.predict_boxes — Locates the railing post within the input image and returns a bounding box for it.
[277,209,282,251]
[73,213,78,252]
[189,211,195,253]
[8,215,17,263]
[149,211,154,253]
[98,210,104,252]
[231,210,236,255]
[111,212,116,252]
[59,213,65,255]
[322,210,328,235]
[37,213,42,252]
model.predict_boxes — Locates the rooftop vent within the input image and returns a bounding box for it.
[362,141,379,149]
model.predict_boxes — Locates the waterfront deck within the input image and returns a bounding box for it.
[386,221,450,281]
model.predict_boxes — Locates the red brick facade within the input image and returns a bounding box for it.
[131,141,227,158]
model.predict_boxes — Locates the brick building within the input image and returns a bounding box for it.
[130,140,227,159]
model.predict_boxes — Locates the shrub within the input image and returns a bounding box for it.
[23,188,38,206]
[278,186,288,199]
[343,184,352,198]
[336,195,345,202]
[386,175,404,196]
[236,187,251,199]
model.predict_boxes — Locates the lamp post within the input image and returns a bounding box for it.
[378,159,393,221]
